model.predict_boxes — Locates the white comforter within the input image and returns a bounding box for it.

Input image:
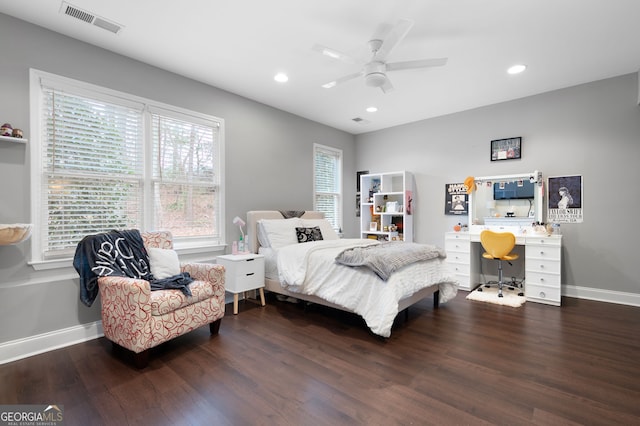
[276,239,458,337]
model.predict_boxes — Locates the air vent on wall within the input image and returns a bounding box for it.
[60,2,123,34]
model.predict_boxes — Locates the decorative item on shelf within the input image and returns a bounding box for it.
[545,223,553,236]
[11,128,23,138]
[532,222,548,235]
[1,123,13,137]
[453,223,462,232]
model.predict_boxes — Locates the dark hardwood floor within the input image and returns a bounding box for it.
[1,292,639,425]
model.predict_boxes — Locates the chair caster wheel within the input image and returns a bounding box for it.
[498,293,504,298]
[477,288,483,292]
[518,293,524,297]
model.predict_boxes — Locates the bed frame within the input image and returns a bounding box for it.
[246,211,440,315]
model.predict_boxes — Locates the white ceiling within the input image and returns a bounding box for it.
[2,0,639,134]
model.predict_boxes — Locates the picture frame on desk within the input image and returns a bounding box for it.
[491,137,522,161]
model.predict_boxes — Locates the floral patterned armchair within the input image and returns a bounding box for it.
[98,231,225,368]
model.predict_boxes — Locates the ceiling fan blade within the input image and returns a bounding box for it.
[312,44,358,64]
[321,71,363,89]
[374,19,414,61]
[386,58,448,72]
[380,77,394,94]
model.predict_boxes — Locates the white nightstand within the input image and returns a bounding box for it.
[217,253,265,314]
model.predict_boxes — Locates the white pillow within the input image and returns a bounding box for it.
[147,247,180,279]
[300,219,339,240]
[257,218,301,249]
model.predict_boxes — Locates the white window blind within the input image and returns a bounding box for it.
[313,143,342,231]
[151,111,220,239]
[40,87,144,259]
[31,70,224,262]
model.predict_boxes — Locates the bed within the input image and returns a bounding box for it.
[246,210,458,337]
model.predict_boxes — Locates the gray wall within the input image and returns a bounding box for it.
[355,72,640,298]
[0,14,356,344]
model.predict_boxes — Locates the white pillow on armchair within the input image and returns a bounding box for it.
[147,247,180,279]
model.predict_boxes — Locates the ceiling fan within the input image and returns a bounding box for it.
[314,19,447,93]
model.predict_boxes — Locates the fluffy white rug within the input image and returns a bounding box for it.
[466,285,526,308]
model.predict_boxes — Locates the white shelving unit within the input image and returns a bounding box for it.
[0,135,27,144]
[359,171,414,242]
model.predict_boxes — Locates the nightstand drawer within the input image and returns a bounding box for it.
[224,257,264,278]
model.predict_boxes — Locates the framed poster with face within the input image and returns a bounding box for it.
[445,183,468,215]
[548,175,583,223]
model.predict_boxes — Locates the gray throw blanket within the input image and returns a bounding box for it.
[335,242,447,281]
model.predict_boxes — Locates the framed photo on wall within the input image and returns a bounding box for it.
[491,137,522,161]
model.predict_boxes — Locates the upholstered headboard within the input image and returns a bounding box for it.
[246,210,325,253]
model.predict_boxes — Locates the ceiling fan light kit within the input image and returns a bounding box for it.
[365,73,387,88]
[315,19,448,93]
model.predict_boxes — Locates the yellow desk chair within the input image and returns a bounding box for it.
[479,230,522,298]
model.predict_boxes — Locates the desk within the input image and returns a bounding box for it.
[445,230,562,306]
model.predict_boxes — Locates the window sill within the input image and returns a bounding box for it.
[29,243,227,271]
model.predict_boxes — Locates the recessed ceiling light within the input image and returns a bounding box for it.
[274,73,289,83]
[366,106,378,113]
[507,64,527,74]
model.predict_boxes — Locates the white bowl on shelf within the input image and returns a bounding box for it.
[0,224,33,245]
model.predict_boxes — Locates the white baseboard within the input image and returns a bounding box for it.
[563,285,640,307]
[1,286,638,365]
[0,321,103,365]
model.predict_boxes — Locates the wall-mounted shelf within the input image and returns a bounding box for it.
[0,224,33,245]
[0,135,28,144]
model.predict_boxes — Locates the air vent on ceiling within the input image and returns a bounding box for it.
[60,2,123,34]
[351,117,371,125]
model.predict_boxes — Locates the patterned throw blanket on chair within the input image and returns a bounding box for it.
[73,229,193,307]
[334,242,447,281]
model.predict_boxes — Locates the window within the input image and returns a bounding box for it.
[313,143,342,232]
[30,70,224,263]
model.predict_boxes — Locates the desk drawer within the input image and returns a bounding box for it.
[526,237,561,247]
[526,245,561,260]
[446,251,470,265]
[526,283,561,304]
[445,242,470,254]
[527,271,560,286]
[452,273,471,290]
[525,258,561,275]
